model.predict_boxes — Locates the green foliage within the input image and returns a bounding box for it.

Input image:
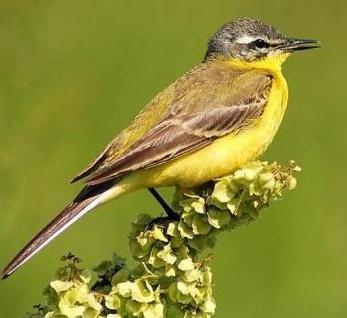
[25,161,299,318]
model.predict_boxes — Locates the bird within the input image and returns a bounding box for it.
[1,17,320,279]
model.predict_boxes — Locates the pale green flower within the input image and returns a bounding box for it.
[200,294,216,314]
[191,197,206,214]
[152,225,168,242]
[29,161,299,318]
[49,280,73,293]
[178,258,195,271]
[143,303,164,318]
[184,269,201,283]
[157,244,177,265]
[105,292,121,310]
[131,279,156,303]
[115,281,133,298]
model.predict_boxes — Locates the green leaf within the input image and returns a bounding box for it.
[192,215,211,235]
[177,291,193,304]
[207,209,230,229]
[168,283,178,302]
[112,268,130,286]
[166,305,184,318]
[125,299,145,315]
[93,260,112,276]
[178,221,194,239]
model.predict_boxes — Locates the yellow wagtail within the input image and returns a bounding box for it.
[1,17,319,278]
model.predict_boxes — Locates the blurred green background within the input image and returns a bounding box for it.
[0,0,346,317]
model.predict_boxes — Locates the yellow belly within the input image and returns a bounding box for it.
[121,69,288,191]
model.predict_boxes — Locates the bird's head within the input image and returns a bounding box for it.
[204,17,320,65]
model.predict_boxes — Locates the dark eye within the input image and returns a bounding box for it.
[253,39,269,49]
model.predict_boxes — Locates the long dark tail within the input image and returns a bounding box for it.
[1,182,114,279]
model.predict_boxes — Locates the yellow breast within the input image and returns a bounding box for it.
[126,56,289,190]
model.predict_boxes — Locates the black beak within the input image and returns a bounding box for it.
[280,38,321,52]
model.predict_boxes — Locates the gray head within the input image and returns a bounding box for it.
[204,17,320,62]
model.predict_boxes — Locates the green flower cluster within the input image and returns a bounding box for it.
[25,161,299,318]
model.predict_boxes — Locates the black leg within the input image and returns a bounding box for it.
[148,188,179,220]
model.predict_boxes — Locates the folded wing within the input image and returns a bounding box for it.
[86,70,273,185]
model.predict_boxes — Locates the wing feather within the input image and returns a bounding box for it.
[86,71,272,185]
[72,61,272,185]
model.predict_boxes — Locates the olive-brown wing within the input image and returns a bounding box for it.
[86,72,272,186]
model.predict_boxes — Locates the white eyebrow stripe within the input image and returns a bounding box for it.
[235,35,258,44]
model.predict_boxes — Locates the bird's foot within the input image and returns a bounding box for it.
[163,206,180,220]
[148,187,180,219]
